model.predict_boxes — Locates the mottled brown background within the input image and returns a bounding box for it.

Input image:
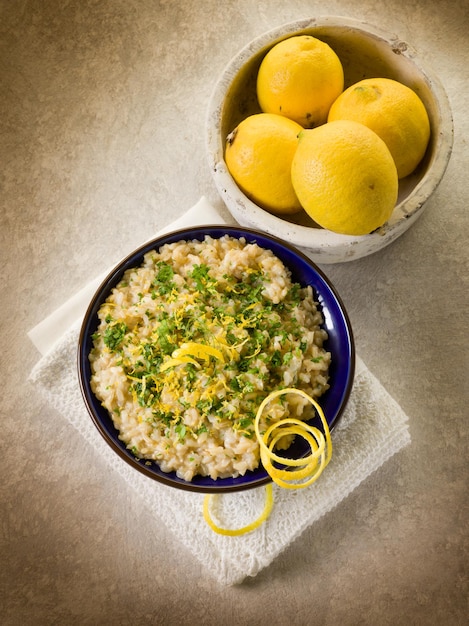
[1,0,467,624]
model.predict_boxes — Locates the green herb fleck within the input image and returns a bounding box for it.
[153,261,175,295]
[103,322,127,351]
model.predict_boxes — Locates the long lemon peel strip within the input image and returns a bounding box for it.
[263,427,321,480]
[159,356,200,371]
[254,388,332,490]
[161,342,225,372]
[262,418,326,465]
[172,342,225,363]
[203,388,331,535]
[203,483,274,536]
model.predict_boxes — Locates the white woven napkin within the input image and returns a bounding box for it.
[28,196,411,586]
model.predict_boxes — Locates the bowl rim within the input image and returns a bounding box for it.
[206,15,454,263]
[77,225,355,493]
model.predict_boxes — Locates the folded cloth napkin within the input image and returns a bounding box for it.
[28,196,411,586]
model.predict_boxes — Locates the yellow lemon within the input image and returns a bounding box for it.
[225,113,303,215]
[328,77,430,178]
[257,35,344,128]
[291,120,399,235]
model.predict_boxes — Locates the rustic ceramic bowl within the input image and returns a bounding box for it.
[206,16,453,263]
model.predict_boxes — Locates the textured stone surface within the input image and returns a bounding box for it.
[1,1,467,624]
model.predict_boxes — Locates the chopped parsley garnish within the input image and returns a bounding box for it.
[156,316,175,354]
[174,422,187,442]
[103,322,127,351]
[189,263,218,295]
[153,261,175,295]
[91,236,330,481]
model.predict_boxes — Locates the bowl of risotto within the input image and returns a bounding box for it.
[206,16,453,263]
[78,226,355,492]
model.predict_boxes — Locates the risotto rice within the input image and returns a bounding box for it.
[89,235,331,481]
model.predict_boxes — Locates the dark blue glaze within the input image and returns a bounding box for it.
[78,226,355,493]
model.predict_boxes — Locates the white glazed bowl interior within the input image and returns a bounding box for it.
[206,16,453,263]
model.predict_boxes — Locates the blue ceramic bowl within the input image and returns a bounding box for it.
[78,226,355,493]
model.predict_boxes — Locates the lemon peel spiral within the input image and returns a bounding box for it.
[254,388,332,489]
[203,388,332,535]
